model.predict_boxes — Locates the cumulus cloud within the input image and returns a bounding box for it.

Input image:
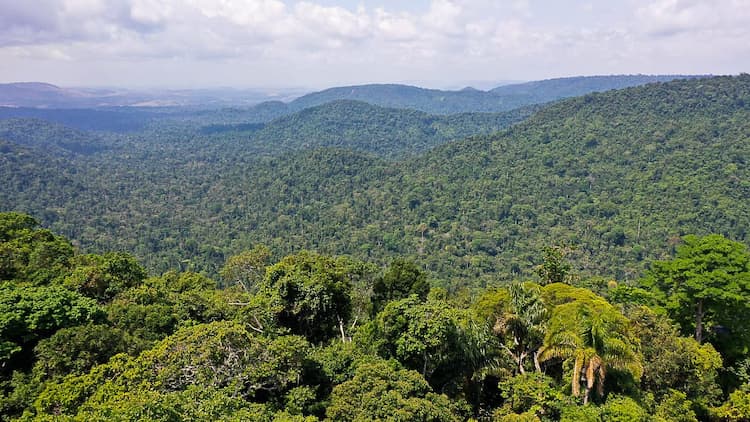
[0,0,748,87]
[635,0,750,36]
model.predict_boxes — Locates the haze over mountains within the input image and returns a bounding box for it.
[0,74,703,136]
[1,74,698,111]
[0,82,303,109]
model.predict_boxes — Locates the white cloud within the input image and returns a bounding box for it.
[374,8,418,41]
[635,0,750,36]
[295,2,371,40]
[0,0,748,87]
[130,0,173,26]
[422,0,463,35]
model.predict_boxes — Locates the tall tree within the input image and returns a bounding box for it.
[260,251,370,343]
[371,258,429,315]
[643,234,750,347]
[540,284,642,404]
[219,245,270,293]
[0,212,74,285]
[535,246,575,286]
[473,282,548,374]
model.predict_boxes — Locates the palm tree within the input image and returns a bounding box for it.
[493,282,548,374]
[540,300,642,404]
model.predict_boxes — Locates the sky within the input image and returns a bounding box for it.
[0,0,748,89]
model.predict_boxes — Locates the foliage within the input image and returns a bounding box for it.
[558,404,601,422]
[474,282,548,374]
[236,100,534,159]
[0,283,103,366]
[33,324,140,379]
[493,372,566,420]
[220,245,271,292]
[34,321,310,417]
[599,395,648,422]
[643,234,750,360]
[63,252,147,302]
[326,359,462,421]
[1,73,750,419]
[0,75,750,287]
[653,390,698,422]
[259,251,372,343]
[0,212,73,285]
[540,284,642,404]
[711,389,750,421]
[643,235,750,374]
[628,306,722,407]
[362,296,480,391]
[2,76,749,290]
[372,258,430,315]
[535,246,574,285]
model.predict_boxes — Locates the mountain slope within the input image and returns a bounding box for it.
[287,84,516,114]
[160,74,750,282]
[202,100,537,158]
[0,118,114,155]
[286,75,701,115]
[1,75,748,287]
[489,74,703,101]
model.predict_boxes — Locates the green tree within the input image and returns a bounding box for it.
[105,271,240,343]
[628,306,722,408]
[361,296,488,394]
[654,390,698,422]
[34,321,310,417]
[0,283,103,366]
[643,234,750,348]
[260,252,367,343]
[599,395,647,422]
[64,252,147,302]
[220,245,271,292]
[371,258,429,314]
[535,246,574,286]
[326,359,461,422]
[33,324,139,379]
[711,389,750,422]
[0,212,73,285]
[540,284,642,405]
[493,372,566,420]
[473,282,548,374]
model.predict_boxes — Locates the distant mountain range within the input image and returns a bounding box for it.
[1,75,747,283]
[0,82,301,108]
[200,100,539,158]
[0,75,706,112]
[280,75,707,114]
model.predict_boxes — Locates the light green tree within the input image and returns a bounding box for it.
[644,234,750,345]
[540,284,642,405]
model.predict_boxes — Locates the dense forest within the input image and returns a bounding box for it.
[2,212,750,421]
[287,75,697,114]
[1,75,748,290]
[1,73,749,420]
[0,74,695,133]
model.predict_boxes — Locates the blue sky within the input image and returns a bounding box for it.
[0,0,748,89]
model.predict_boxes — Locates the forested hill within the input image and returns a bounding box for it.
[202,100,537,158]
[0,75,702,134]
[191,74,750,285]
[385,74,750,283]
[285,74,701,114]
[489,74,704,101]
[287,83,510,114]
[0,75,748,287]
